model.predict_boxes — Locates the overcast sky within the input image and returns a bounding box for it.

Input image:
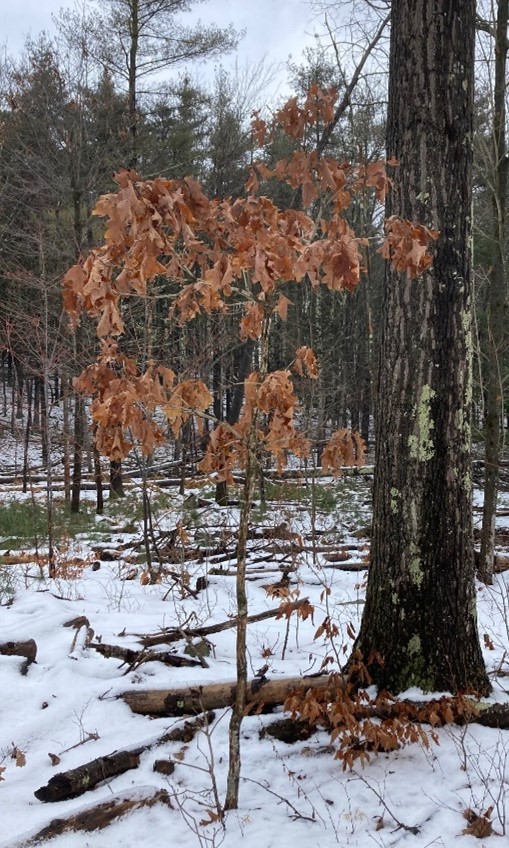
[1,0,324,93]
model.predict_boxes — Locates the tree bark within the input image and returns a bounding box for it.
[354,0,490,694]
[479,0,509,584]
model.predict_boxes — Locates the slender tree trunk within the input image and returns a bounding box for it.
[40,377,48,467]
[224,321,270,811]
[71,394,85,513]
[354,0,489,695]
[94,449,104,514]
[479,0,509,584]
[2,351,7,416]
[14,358,23,419]
[42,366,55,577]
[110,460,125,498]
[212,348,228,505]
[33,377,40,427]
[214,337,254,505]
[22,379,33,493]
[10,372,15,437]
[128,0,139,167]
[62,376,71,505]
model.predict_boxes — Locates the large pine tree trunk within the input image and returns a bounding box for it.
[354,0,489,694]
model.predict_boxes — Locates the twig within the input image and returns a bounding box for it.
[241,776,316,822]
[353,772,420,835]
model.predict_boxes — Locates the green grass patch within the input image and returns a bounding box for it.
[103,489,170,523]
[0,499,98,549]
[264,480,338,511]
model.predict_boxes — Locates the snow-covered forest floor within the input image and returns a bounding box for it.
[1,420,509,848]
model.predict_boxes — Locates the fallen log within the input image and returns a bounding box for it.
[260,703,509,744]
[474,551,509,574]
[16,789,171,846]
[122,672,509,737]
[159,711,216,742]
[494,554,509,574]
[321,561,368,571]
[475,703,509,729]
[208,566,297,578]
[122,673,337,716]
[34,750,141,803]
[0,554,39,566]
[137,597,310,648]
[34,712,215,803]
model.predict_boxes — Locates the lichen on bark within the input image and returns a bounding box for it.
[407,384,436,461]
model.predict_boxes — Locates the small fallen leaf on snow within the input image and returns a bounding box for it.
[173,745,188,762]
[462,806,496,838]
[12,747,26,767]
[483,633,495,651]
[199,809,223,827]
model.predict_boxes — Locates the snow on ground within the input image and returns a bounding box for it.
[0,437,508,848]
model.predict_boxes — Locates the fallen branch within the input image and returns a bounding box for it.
[137,597,310,648]
[90,642,203,670]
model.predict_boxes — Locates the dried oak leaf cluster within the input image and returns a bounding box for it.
[285,653,479,770]
[63,85,436,472]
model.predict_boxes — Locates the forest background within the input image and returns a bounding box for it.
[0,0,505,527]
